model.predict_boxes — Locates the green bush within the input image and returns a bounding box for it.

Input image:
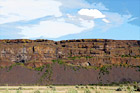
[52,60,57,63]
[68,56,81,60]
[85,56,93,59]
[100,66,110,75]
[52,59,65,65]
[57,60,65,65]
[34,66,45,71]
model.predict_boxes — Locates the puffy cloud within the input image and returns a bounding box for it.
[78,9,106,18]
[18,19,94,39]
[0,0,62,24]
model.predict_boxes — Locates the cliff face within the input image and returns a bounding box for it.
[56,39,140,67]
[0,39,140,67]
[0,39,140,85]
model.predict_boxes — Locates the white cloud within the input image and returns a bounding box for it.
[56,0,108,11]
[66,14,94,28]
[18,19,94,39]
[98,12,132,31]
[104,12,132,26]
[92,3,109,10]
[0,0,112,39]
[55,0,90,9]
[78,9,106,18]
[102,19,110,23]
[0,0,62,24]
[79,18,94,28]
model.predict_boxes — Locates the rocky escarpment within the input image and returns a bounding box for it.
[0,39,140,85]
[0,39,140,67]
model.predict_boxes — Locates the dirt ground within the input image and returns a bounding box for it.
[0,86,139,93]
[1,64,140,86]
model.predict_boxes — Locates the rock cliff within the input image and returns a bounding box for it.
[0,39,140,67]
[0,39,140,85]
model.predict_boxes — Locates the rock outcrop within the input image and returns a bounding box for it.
[0,39,140,67]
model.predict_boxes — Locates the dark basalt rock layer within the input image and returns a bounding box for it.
[0,39,140,85]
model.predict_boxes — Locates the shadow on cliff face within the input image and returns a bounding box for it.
[137,41,140,46]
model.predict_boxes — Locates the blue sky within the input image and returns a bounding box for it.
[0,0,140,40]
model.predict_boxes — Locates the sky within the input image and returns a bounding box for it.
[0,0,140,40]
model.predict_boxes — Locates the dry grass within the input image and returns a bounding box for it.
[0,85,139,93]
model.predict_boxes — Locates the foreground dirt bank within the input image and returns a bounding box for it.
[0,63,140,85]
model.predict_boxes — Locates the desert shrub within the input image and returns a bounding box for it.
[99,66,110,75]
[68,56,77,60]
[75,85,79,88]
[7,63,18,72]
[43,90,50,93]
[16,63,24,66]
[34,90,40,93]
[18,87,22,90]
[127,86,134,93]
[6,63,24,72]
[49,85,53,88]
[136,86,140,91]
[90,87,94,90]
[57,60,65,65]
[116,85,126,91]
[5,89,9,93]
[71,66,81,71]
[133,82,138,88]
[116,87,122,91]
[67,89,78,93]
[121,55,131,57]
[49,85,56,91]
[81,86,84,89]
[0,66,3,69]
[133,82,140,91]
[84,89,91,93]
[137,66,140,71]
[52,60,57,63]
[52,59,65,65]
[39,64,52,83]
[52,87,56,91]
[34,66,45,71]
[85,85,88,89]
[121,55,140,58]
[43,90,56,93]
[16,90,22,93]
[68,56,81,60]
[95,90,100,93]
[85,56,93,59]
